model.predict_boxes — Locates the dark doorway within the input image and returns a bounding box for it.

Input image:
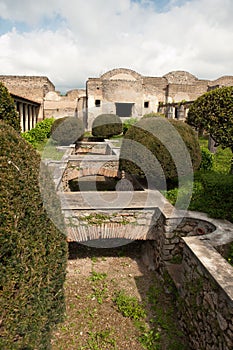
[115,103,134,117]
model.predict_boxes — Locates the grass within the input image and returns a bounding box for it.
[163,137,232,221]
[113,290,146,320]
[51,242,188,349]
[38,138,66,160]
[163,136,233,265]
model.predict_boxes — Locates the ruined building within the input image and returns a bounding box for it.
[1,68,233,132]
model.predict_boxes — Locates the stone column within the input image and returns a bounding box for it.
[32,106,36,128]
[28,105,33,130]
[167,106,174,119]
[177,105,185,120]
[19,103,24,132]
[24,104,29,132]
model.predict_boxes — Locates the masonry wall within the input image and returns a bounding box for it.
[179,238,233,350]
[167,82,208,102]
[0,75,55,120]
[0,75,55,102]
[44,89,86,121]
[142,215,233,350]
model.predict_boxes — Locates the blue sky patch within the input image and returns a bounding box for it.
[0,13,67,35]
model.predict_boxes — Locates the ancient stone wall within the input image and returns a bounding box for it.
[87,68,233,128]
[0,75,55,121]
[143,212,233,350]
[167,82,208,102]
[44,89,86,120]
[179,238,233,350]
[1,69,233,129]
[0,75,55,102]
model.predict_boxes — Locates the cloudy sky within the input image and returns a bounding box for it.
[0,0,232,92]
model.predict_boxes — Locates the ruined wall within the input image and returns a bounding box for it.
[0,75,55,102]
[142,77,167,114]
[87,69,233,128]
[0,75,55,120]
[209,75,233,87]
[44,89,86,121]
[1,70,233,129]
[167,82,208,102]
[178,238,233,350]
[143,212,233,350]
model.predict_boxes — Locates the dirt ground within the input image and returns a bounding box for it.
[51,241,188,350]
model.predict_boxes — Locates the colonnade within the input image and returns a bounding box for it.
[12,95,40,132]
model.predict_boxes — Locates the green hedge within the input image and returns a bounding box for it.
[119,117,201,183]
[21,117,55,147]
[0,82,20,132]
[0,121,67,349]
[189,172,233,222]
[92,114,122,139]
[51,116,84,145]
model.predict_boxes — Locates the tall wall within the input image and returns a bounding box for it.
[87,68,233,130]
[0,75,55,120]
[1,70,233,130]
[0,75,55,101]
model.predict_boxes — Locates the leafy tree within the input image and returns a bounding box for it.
[0,82,20,131]
[187,86,233,173]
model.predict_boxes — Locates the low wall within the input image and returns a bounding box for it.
[143,211,233,350]
[178,237,233,350]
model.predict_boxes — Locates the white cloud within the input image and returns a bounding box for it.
[0,0,233,91]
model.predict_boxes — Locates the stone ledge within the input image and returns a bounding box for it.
[182,236,233,301]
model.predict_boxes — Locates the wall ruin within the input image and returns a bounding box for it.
[1,69,233,130]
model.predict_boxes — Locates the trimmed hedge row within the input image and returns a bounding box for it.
[189,171,233,222]
[0,82,20,132]
[0,121,67,349]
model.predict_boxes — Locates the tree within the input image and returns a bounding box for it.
[187,86,233,173]
[0,82,20,131]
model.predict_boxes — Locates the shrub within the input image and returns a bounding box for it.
[199,148,214,171]
[51,116,84,145]
[0,121,67,349]
[0,82,20,132]
[119,117,201,183]
[92,114,122,139]
[21,117,55,147]
[189,172,233,222]
[123,117,138,135]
